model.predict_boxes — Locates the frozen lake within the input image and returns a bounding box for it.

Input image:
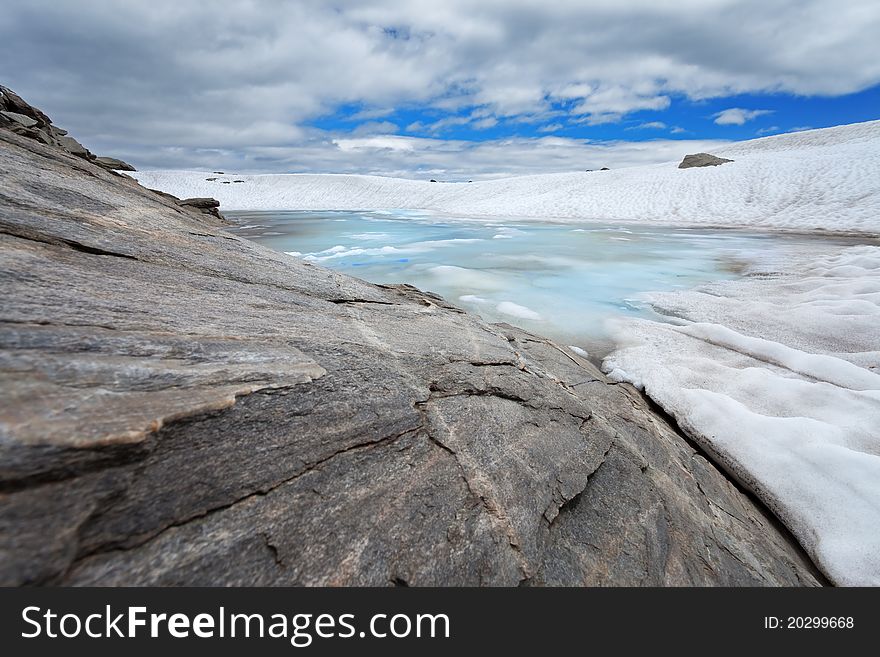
[228,210,853,358]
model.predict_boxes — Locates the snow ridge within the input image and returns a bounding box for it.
[133,120,880,233]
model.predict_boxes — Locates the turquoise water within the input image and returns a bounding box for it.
[227,210,829,357]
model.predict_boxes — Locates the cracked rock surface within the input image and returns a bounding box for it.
[0,122,821,586]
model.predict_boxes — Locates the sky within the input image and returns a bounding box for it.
[2,0,879,179]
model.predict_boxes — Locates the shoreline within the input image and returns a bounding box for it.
[226,206,880,240]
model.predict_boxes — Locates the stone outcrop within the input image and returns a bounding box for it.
[94,156,136,172]
[177,196,226,223]
[679,153,734,169]
[0,85,135,172]
[0,97,821,586]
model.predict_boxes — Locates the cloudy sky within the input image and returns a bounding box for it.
[2,0,879,178]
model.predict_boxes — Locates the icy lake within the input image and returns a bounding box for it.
[228,210,855,358]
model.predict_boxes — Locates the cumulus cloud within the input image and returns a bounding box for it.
[627,121,668,130]
[713,108,774,125]
[1,0,877,174]
[333,135,418,152]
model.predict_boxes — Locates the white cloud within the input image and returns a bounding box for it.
[538,123,564,133]
[757,125,781,135]
[406,110,500,133]
[713,108,774,125]
[627,121,668,130]
[472,116,498,130]
[333,135,419,152]
[570,86,671,124]
[415,116,472,133]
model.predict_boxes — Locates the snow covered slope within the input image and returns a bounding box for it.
[605,245,880,586]
[133,120,880,233]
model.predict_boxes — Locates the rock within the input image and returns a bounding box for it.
[679,153,734,169]
[0,85,52,125]
[0,85,129,172]
[178,197,221,209]
[600,167,610,170]
[0,110,38,128]
[56,134,93,159]
[145,187,182,203]
[94,156,136,172]
[0,100,821,586]
[178,196,226,224]
[33,129,55,146]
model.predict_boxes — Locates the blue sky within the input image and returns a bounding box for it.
[315,85,880,143]
[2,0,879,178]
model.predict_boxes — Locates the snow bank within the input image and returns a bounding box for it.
[133,120,880,233]
[605,245,880,586]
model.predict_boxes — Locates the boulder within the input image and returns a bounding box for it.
[177,196,226,224]
[56,134,93,158]
[94,156,136,172]
[178,197,221,209]
[679,153,734,169]
[0,101,821,587]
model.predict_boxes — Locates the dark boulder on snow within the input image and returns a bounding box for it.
[679,153,734,169]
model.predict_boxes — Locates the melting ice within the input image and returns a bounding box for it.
[227,210,853,358]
